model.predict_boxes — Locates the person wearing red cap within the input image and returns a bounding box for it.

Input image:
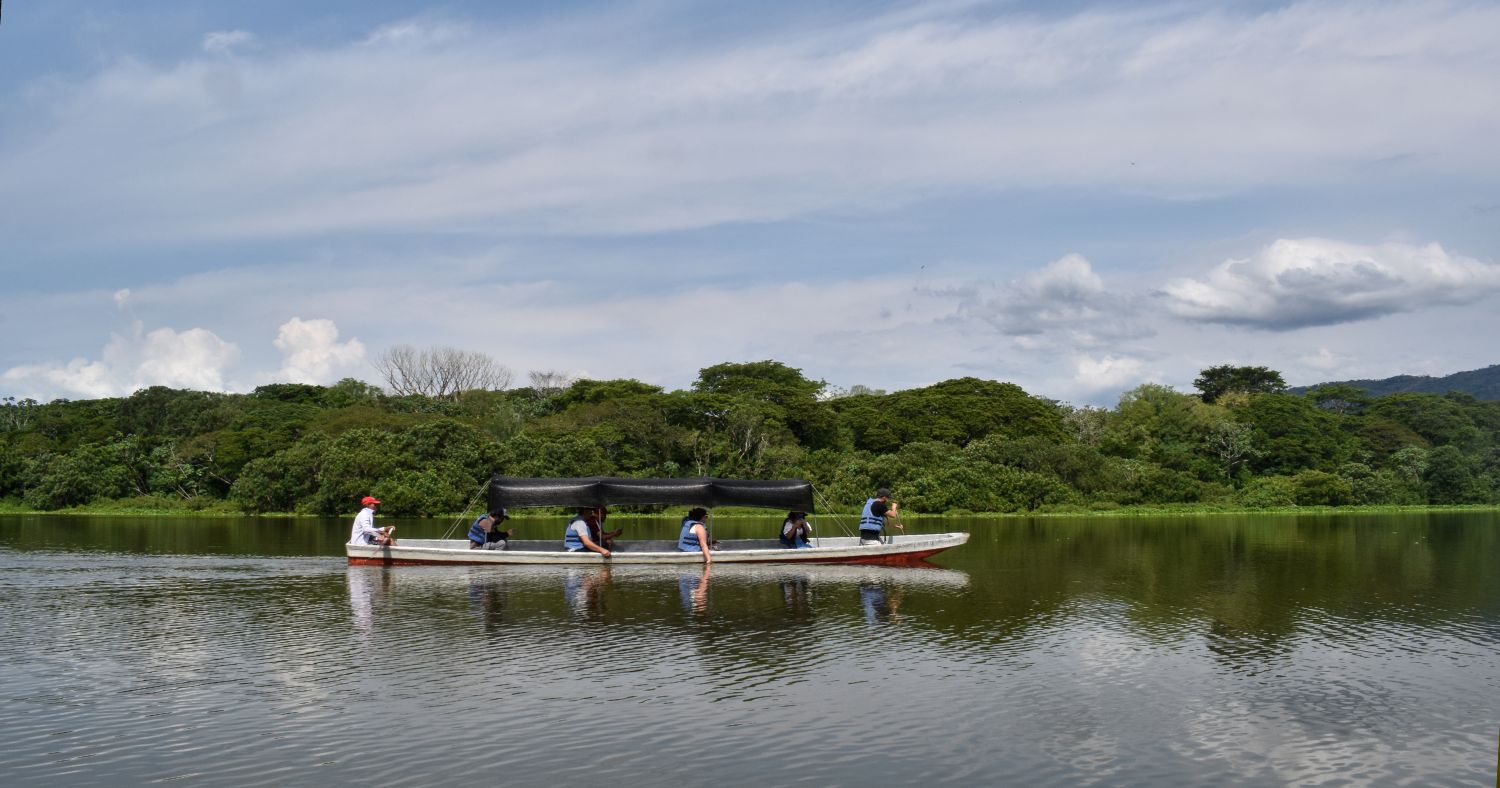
[348,495,394,546]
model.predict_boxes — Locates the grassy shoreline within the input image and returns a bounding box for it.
[2,497,1495,520]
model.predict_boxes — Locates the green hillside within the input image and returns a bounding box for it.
[1296,364,1500,400]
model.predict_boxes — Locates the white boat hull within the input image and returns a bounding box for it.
[346,533,969,566]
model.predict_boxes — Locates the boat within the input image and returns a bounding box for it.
[346,475,969,566]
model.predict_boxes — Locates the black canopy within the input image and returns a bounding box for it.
[488,475,815,512]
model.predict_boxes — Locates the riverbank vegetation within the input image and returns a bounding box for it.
[3,360,1498,516]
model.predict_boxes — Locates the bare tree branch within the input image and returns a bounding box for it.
[528,369,575,398]
[374,345,513,400]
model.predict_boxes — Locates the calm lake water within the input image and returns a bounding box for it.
[1,512,1497,787]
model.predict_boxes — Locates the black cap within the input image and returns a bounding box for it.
[876,488,891,498]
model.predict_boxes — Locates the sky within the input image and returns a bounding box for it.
[1,0,1498,406]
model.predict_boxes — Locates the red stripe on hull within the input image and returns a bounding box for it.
[797,547,951,566]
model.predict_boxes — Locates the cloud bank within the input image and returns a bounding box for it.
[1,318,362,400]
[3,1,1498,248]
[3,235,1499,406]
[1161,239,1500,329]
[1,324,240,399]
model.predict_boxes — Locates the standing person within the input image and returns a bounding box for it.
[858,488,903,545]
[677,507,713,563]
[467,508,512,550]
[348,496,394,546]
[563,508,611,557]
[780,511,813,549]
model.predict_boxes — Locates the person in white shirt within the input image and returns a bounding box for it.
[348,496,394,546]
[780,511,813,549]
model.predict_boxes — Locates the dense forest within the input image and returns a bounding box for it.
[2,360,1498,516]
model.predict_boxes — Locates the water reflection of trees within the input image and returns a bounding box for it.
[939,513,1500,672]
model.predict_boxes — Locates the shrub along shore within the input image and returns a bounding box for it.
[3,360,1498,517]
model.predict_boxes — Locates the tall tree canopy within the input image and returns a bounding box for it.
[1194,365,1287,404]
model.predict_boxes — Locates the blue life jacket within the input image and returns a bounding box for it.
[564,517,587,551]
[678,518,707,552]
[859,498,884,533]
[472,515,507,546]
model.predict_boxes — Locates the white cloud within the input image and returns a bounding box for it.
[952,254,1150,352]
[202,30,255,55]
[1,322,239,399]
[2,2,1498,245]
[1073,355,1147,392]
[1297,347,1349,373]
[1001,254,1107,333]
[1161,238,1500,329]
[113,288,131,309]
[271,317,366,384]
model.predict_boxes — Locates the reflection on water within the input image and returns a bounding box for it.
[1,512,1498,786]
[860,581,903,625]
[678,566,710,616]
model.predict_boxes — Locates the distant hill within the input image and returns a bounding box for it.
[1294,364,1500,400]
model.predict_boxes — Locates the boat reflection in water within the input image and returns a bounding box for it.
[678,565,712,616]
[347,564,395,636]
[860,581,904,625]
[345,562,968,634]
[468,573,509,632]
[564,566,613,618]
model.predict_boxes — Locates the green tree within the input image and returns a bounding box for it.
[1193,365,1287,404]
[1388,446,1430,483]
[1365,394,1483,451]
[2,396,40,432]
[1205,420,1261,480]
[693,360,824,405]
[1103,384,1220,475]
[1239,476,1296,508]
[1237,393,1351,474]
[1291,470,1354,506]
[322,378,384,408]
[230,435,330,513]
[835,377,1069,454]
[1306,383,1370,415]
[1425,445,1484,504]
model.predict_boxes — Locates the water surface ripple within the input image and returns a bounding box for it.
[1,512,1497,786]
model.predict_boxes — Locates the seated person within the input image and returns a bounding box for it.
[563,508,611,557]
[467,508,512,550]
[779,510,813,549]
[596,506,624,550]
[677,507,713,563]
[348,496,394,546]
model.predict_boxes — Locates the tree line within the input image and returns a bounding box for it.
[2,360,1498,516]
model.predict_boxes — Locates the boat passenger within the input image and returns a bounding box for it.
[677,507,713,563]
[596,506,624,550]
[348,496,395,546]
[858,488,903,546]
[780,510,813,549]
[563,508,611,557]
[468,508,512,550]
